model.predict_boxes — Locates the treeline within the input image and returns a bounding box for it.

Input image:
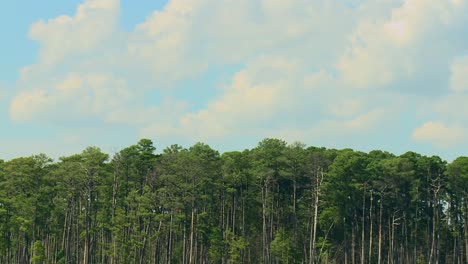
[0,138,467,264]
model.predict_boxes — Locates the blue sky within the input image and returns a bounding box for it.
[1,0,468,161]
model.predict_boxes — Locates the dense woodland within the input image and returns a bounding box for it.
[0,138,467,264]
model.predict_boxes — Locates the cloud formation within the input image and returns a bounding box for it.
[413,121,467,148]
[8,0,468,153]
[27,0,119,69]
[11,73,134,122]
[338,0,468,89]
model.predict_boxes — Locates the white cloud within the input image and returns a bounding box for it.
[7,0,468,155]
[125,0,356,84]
[264,107,391,149]
[450,56,468,92]
[412,121,467,147]
[13,0,353,125]
[141,56,304,139]
[28,0,118,68]
[140,54,397,142]
[338,0,468,88]
[11,73,135,122]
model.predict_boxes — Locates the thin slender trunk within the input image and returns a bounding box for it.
[262,183,269,264]
[464,200,467,264]
[139,219,152,264]
[414,191,418,264]
[189,206,195,264]
[369,191,373,264]
[361,190,365,264]
[233,193,236,234]
[293,180,297,244]
[378,196,383,264]
[352,217,356,264]
[430,178,442,264]
[311,167,322,264]
[391,214,396,264]
[111,171,119,264]
[309,209,313,264]
[430,204,436,264]
[167,213,172,264]
[183,224,186,264]
[452,236,457,264]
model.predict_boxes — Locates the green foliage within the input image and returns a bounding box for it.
[0,139,465,263]
[271,228,295,263]
[31,241,45,263]
[226,230,248,264]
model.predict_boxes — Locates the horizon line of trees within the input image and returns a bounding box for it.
[0,138,467,263]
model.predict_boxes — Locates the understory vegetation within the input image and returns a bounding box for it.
[0,138,467,263]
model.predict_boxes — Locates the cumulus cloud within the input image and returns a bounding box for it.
[338,0,468,88]
[11,0,357,126]
[262,107,395,151]
[139,56,304,139]
[28,0,119,68]
[7,0,468,154]
[140,54,398,143]
[413,121,467,147]
[11,73,134,122]
[125,0,356,84]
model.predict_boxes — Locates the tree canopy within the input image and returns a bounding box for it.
[0,139,466,263]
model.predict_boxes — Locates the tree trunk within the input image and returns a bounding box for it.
[464,200,467,264]
[377,196,382,264]
[352,218,356,264]
[189,206,195,264]
[368,191,373,264]
[311,168,322,264]
[293,180,297,244]
[309,209,314,264]
[262,183,269,264]
[361,190,365,264]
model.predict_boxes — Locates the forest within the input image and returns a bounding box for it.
[0,138,467,264]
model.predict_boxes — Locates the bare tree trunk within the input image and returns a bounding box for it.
[414,190,418,264]
[404,218,409,264]
[241,187,246,263]
[368,191,373,264]
[452,236,457,264]
[309,210,313,264]
[430,177,442,264]
[111,171,119,264]
[361,190,366,264]
[167,213,173,264]
[233,193,236,234]
[391,214,397,264]
[83,212,89,264]
[182,224,186,264]
[293,180,297,244]
[189,206,195,264]
[311,168,322,263]
[262,185,268,264]
[352,218,356,264]
[430,205,436,264]
[377,196,383,264]
[464,201,467,264]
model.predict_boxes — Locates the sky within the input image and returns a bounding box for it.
[1,0,468,161]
